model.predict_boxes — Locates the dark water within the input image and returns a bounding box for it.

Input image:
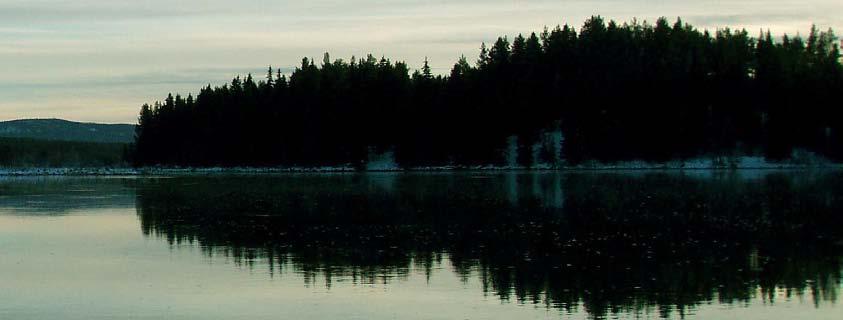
[0,172,841,319]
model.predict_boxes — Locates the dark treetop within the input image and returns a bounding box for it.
[132,17,843,168]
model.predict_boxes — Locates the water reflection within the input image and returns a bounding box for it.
[0,176,135,214]
[133,172,843,319]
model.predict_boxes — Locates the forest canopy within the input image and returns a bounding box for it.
[132,16,843,168]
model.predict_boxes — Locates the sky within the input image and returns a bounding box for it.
[1,0,841,124]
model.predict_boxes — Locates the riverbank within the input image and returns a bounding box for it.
[1,156,841,176]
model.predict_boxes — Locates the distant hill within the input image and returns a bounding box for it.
[0,119,135,144]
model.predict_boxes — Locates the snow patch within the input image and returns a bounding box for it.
[367,150,400,171]
[0,149,839,176]
[505,135,518,167]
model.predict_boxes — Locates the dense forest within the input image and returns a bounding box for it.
[0,137,127,167]
[132,17,843,168]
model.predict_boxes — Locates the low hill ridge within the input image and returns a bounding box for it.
[0,119,135,144]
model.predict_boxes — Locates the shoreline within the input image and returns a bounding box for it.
[1,163,841,176]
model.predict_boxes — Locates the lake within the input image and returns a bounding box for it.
[0,171,840,319]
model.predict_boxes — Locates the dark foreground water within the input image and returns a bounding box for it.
[0,171,841,319]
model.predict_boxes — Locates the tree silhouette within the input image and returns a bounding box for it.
[132,17,843,168]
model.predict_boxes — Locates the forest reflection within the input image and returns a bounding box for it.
[134,172,843,318]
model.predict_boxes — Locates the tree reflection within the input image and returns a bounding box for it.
[134,172,843,319]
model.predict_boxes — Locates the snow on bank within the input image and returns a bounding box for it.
[0,153,839,176]
[566,151,835,170]
[366,150,400,171]
[0,167,141,176]
[0,166,355,176]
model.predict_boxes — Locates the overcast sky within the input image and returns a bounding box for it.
[1,0,841,123]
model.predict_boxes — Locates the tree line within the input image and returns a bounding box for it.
[0,137,127,167]
[132,16,843,168]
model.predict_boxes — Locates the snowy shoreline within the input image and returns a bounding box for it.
[0,156,841,176]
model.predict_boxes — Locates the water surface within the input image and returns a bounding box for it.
[0,172,841,319]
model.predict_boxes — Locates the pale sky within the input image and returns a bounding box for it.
[1,0,841,124]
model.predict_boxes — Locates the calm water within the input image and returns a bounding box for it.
[0,172,841,319]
